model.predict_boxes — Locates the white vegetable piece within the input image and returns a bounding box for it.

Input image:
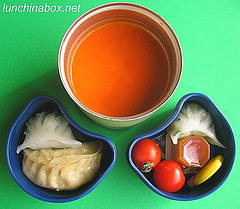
[167,103,225,148]
[17,112,82,153]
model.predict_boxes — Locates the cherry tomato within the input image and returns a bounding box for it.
[132,138,161,172]
[153,160,185,193]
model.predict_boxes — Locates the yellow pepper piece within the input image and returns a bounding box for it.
[187,155,224,187]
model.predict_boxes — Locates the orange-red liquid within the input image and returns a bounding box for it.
[67,22,169,117]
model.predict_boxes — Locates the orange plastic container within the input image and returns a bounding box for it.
[175,136,210,167]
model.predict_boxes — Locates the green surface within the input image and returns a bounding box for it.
[0,0,239,208]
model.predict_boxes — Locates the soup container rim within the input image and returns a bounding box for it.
[127,93,236,201]
[58,2,183,123]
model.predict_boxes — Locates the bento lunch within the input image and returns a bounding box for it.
[17,111,103,191]
[128,93,235,201]
[6,96,117,202]
[131,102,225,193]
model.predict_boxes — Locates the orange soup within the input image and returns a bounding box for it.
[67,22,170,117]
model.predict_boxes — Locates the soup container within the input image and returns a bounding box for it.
[6,96,117,203]
[127,93,235,200]
[58,3,182,128]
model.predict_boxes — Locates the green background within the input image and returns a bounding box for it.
[1,0,239,208]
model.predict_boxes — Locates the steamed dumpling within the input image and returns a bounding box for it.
[167,103,225,148]
[22,140,103,191]
[17,112,82,153]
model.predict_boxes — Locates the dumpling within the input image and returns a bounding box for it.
[167,103,225,148]
[17,112,82,153]
[22,140,103,191]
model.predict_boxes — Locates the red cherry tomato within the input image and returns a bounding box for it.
[153,160,185,193]
[132,138,161,172]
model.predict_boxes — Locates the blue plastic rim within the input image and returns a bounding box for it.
[127,93,236,201]
[6,96,117,203]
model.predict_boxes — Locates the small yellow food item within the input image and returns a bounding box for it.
[187,155,224,187]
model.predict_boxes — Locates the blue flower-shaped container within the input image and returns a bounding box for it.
[127,93,235,201]
[6,96,117,203]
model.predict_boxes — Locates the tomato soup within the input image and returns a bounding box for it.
[67,22,170,117]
